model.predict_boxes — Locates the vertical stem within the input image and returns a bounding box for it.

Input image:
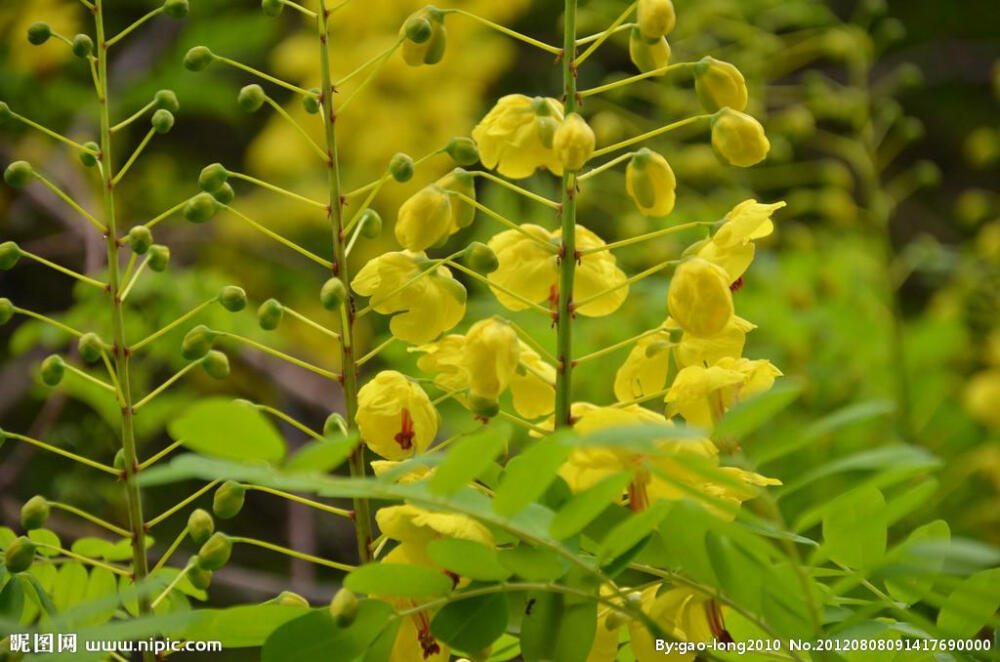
[94,0,152,616]
[554,0,579,428]
[316,1,372,564]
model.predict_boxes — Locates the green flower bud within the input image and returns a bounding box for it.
[218,285,247,312]
[211,182,235,205]
[445,137,479,166]
[276,591,309,607]
[187,508,215,545]
[404,16,433,44]
[257,298,283,331]
[323,412,347,437]
[78,332,104,364]
[181,324,217,360]
[213,480,246,519]
[914,160,941,187]
[184,192,220,223]
[238,84,266,113]
[113,448,126,471]
[711,108,770,168]
[80,142,100,168]
[4,537,36,573]
[0,241,22,270]
[152,109,175,134]
[329,588,359,626]
[4,161,34,188]
[464,241,498,274]
[400,8,447,66]
[389,152,415,182]
[302,89,321,114]
[188,564,213,590]
[358,209,382,239]
[148,244,170,271]
[0,101,12,122]
[71,34,93,58]
[0,298,13,326]
[202,350,230,380]
[128,225,153,254]
[20,496,50,530]
[163,0,189,18]
[261,0,284,16]
[320,278,347,310]
[154,89,180,113]
[184,46,215,72]
[27,22,52,46]
[694,56,748,112]
[198,163,228,193]
[637,0,675,39]
[628,28,670,74]
[40,355,65,386]
[604,609,626,631]
[197,532,232,570]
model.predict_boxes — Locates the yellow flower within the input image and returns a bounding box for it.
[356,370,439,460]
[394,185,452,252]
[370,461,434,485]
[665,358,782,428]
[613,328,673,402]
[628,27,671,74]
[637,0,676,39]
[667,258,734,337]
[351,251,466,344]
[711,108,770,167]
[675,316,755,369]
[694,199,784,283]
[553,113,595,171]
[694,56,748,113]
[630,587,714,662]
[471,94,564,179]
[716,357,782,399]
[487,224,628,316]
[626,148,677,217]
[464,317,520,400]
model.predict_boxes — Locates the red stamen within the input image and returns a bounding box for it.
[729,276,744,292]
[394,408,414,450]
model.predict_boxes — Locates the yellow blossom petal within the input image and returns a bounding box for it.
[395,185,453,252]
[695,199,784,282]
[667,258,734,337]
[472,94,565,179]
[510,341,556,419]
[675,316,755,369]
[614,329,673,402]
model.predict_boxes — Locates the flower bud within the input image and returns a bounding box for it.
[553,113,594,171]
[72,34,93,58]
[4,161,34,188]
[276,591,309,607]
[187,508,215,544]
[128,225,153,254]
[213,481,246,519]
[199,163,229,193]
[914,160,940,187]
[78,332,104,364]
[0,241,22,270]
[212,182,235,205]
[388,152,415,182]
[257,298,283,330]
[329,588,359,626]
[80,142,100,168]
[711,108,770,167]
[694,57,748,112]
[4,537,36,573]
[184,46,215,72]
[401,8,447,66]
[185,192,220,223]
[404,16,432,43]
[0,101,11,122]
[303,89,321,114]
[358,209,382,239]
[182,324,217,360]
[152,109,175,134]
[395,185,452,252]
[667,257,734,337]
[202,350,230,380]
[189,565,213,590]
[626,148,676,217]
[468,394,499,419]
[464,242,498,274]
[445,137,479,166]
[163,0,189,18]
[637,0,675,39]
[114,449,126,471]
[27,22,52,46]
[154,90,180,113]
[148,244,170,271]
[20,496,49,530]
[320,278,347,311]
[261,0,283,16]
[0,298,13,326]
[40,355,65,386]
[323,413,347,437]
[197,532,232,570]
[238,84,266,113]
[218,285,247,312]
[437,167,476,229]
[628,28,671,74]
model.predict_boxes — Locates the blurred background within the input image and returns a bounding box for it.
[1,0,998,615]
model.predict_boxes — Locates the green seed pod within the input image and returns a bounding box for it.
[4,161,34,188]
[187,508,215,545]
[389,152,414,182]
[113,448,126,471]
[404,16,433,44]
[694,56,748,113]
[276,591,310,607]
[80,142,100,168]
[445,137,479,166]
[128,225,153,255]
[464,241,498,274]
[329,588,359,627]
[152,109,175,134]
[188,564,213,590]
[198,163,228,193]
[40,355,65,386]
[148,244,170,272]
[323,412,347,437]
[154,89,180,113]
[213,480,246,519]
[468,393,499,419]
[358,209,382,239]
[27,22,52,45]
[163,0,189,18]
[4,536,36,573]
[211,182,235,205]
[0,298,13,326]
[20,496,50,530]
[302,89,321,114]
[71,34,93,58]
[218,285,247,312]
[202,350,230,380]
[184,192,220,223]
[257,298,283,331]
[238,84,266,113]
[197,532,232,570]
[320,278,347,311]
[184,46,215,72]
[261,0,284,16]
[78,332,104,364]
[0,101,12,122]
[0,241,22,270]
[181,325,217,360]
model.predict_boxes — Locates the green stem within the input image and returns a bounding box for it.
[507,319,557,363]
[48,501,130,537]
[471,171,560,209]
[7,109,96,153]
[579,61,695,98]
[591,114,712,158]
[112,127,155,185]
[132,361,198,411]
[264,96,328,160]
[150,563,191,610]
[280,0,316,19]
[357,337,394,366]
[151,527,188,573]
[2,432,118,475]
[143,198,189,229]
[451,192,558,251]
[443,260,551,314]
[216,330,340,380]
[579,221,714,254]
[30,172,106,233]
[230,536,356,571]
[574,1,636,65]
[342,175,389,235]
[575,326,668,364]
[337,40,401,113]
[139,439,185,470]
[118,256,148,300]
[227,171,326,209]
[34,544,131,577]
[577,150,636,181]
[130,299,214,351]
[146,480,221,528]
[63,362,116,393]
[446,9,561,55]
[19,249,107,289]
[336,40,400,87]
[106,6,164,47]
[221,205,333,269]
[574,258,679,308]
[214,55,315,96]
[242,484,353,519]
[255,403,326,442]
[10,306,84,337]
[282,305,341,340]
[111,99,155,133]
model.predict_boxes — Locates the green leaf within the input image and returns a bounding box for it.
[520,591,596,662]
[755,399,895,464]
[344,563,452,598]
[0,577,25,636]
[285,434,358,473]
[705,532,767,613]
[431,591,508,653]
[781,444,939,498]
[883,479,938,527]
[430,424,509,496]
[598,500,671,563]
[498,545,569,582]
[936,568,1000,638]
[168,398,285,463]
[81,568,117,626]
[493,433,571,516]
[884,520,949,605]
[426,539,511,582]
[71,538,115,560]
[821,485,886,569]
[549,472,631,541]
[713,381,801,440]
[52,563,88,612]
[28,529,62,557]
[262,600,394,662]
[180,604,311,647]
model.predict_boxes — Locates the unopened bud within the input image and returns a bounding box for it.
[464,242,498,273]
[626,148,676,217]
[188,564,213,590]
[261,0,284,16]
[154,89,180,113]
[185,192,219,223]
[468,394,499,419]
[184,46,215,72]
[0,241,22,270]
[163,0,189,18]
[187,508,215,544]
[276,591,309,607]
[303,89,321,114]
[445,137,479,166]
[320,278,347,310]
[404,16,432,43]
[182,324,217,360]
[628,28,671,74]
[212,182,235,205]
[238,84,266,113]
[329,588,359,626]
[637,0,675,39]
[152,109,175,134]
[197,532,232,570]
[694,56,748,112]
[218,285,247,312]
[202,350,230,380]
[80,142,100,168]
[401,8,447,66]
[4,537,36,573]
[40,355,65,386]
[604,610,627,631]
[359,209,382,239]
[78,332,104,364]
[711,108,770,167]
[324,413,347,437]
[257,298,283,331]
[148,244,170,271]
[913,160,940,187]
[437,167,475,229]
[128,225,153,255]
[198,163,228,193]
[395,185,452,252]
[27,22,52,46]
[4,161,34,188]
[553,113,595,171]
[72,34,93,58]
[20,496,50,531]
[213,481,246,519]
[389,153,415,182]
[0,298,13,326]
